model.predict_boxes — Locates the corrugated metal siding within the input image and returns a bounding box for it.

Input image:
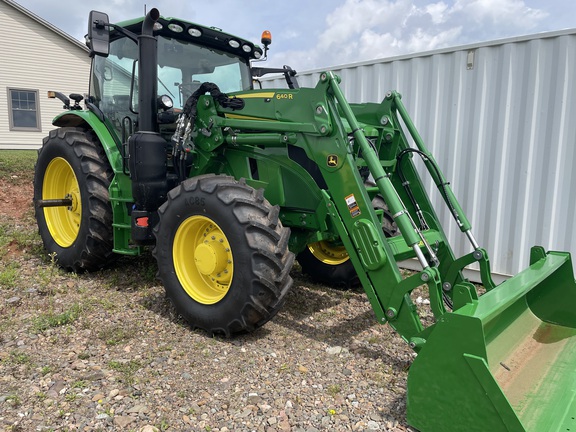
[263,30,576,278]
[0,1,90,149]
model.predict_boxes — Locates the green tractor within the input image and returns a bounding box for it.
[34,8,576,431]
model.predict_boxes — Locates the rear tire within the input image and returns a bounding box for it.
[154,174,294,336]
[297,195,397,287]
[33,127,115,271]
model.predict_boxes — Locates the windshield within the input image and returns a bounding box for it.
[90,35,252,139]
[157,36,252,107]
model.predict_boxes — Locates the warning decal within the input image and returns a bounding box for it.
[345,194,361,218]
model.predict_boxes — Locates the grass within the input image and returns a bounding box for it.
[4,394,21,407]
[65,393,78,402]
[327,384,341,396]
[0,261,20,289]
[98,324,137,346]
[0,220,41,258]
[0,224,10,252]
[72,379,88,389]
[41,365,54,375]
[0,150,37,180]
[102,253,158,291]
[108,359,142,384]
[31,303,83,333]
[4,350,32,365]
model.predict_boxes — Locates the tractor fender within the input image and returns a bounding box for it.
[52,111,123,173]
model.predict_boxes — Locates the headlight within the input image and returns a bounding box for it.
[188,28,202,37]
[158,95,173,110]
[168,23,184,33]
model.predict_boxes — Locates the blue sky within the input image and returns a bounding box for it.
[14,0,576,71]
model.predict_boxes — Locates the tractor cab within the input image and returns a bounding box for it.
[86,11,260,144]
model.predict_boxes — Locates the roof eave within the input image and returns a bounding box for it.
[1,0,88,52]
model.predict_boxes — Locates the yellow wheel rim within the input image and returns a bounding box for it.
[308,240,350,265]
[43,157,82,248]
[173,215,234,305]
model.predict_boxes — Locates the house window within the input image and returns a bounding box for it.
[8,88,41,131]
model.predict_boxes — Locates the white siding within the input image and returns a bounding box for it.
[263,30,576,278]
[0,1,90,149]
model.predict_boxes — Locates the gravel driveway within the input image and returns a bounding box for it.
[0,176,418,432]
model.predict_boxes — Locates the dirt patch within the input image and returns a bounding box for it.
[0,177,33,219]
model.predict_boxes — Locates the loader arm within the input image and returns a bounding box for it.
[189,71,472,343]
[187,71,576,431]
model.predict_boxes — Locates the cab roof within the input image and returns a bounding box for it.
[112,15,263,62]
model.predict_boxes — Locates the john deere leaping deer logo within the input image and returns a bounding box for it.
[327,154,338,167]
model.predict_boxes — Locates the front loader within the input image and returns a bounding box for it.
[33,8,576,431]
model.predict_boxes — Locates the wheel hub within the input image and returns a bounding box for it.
[194,240,228,275]
[43,157,82,248]
[173,216,234,304]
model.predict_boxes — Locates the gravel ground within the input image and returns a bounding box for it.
[0,175,422,432]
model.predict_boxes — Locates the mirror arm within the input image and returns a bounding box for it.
[96,22,139,44]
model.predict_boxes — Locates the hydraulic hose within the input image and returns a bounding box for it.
[396,148,462,230]
[396,150,429,231]
[171,82,244,182]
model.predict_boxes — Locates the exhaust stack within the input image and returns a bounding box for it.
[128,8,168,245]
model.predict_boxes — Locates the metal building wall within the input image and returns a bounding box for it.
[263,29,576,279]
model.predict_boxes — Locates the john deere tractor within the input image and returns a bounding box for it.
[34,8,576,431]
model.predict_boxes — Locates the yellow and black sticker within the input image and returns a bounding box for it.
[235,91,276,99]
[327,154,338,167]
[345,194,361,218]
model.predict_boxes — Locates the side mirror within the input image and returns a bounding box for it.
[87,10,110,57]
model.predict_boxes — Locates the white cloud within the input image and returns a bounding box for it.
[12,0,557,72]
[317,0,414,50]
[425,2,449,25]
[271,0,549,70]
[452,0,548,28]
[401,25,463,53]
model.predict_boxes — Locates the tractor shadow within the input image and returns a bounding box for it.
[118,254,413,373]
[274,269,412,368]
[226,267,415,375]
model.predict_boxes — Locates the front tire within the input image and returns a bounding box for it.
[33,127,115,272]
[154,174,294,336]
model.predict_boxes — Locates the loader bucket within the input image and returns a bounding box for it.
[406,247,576,432]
